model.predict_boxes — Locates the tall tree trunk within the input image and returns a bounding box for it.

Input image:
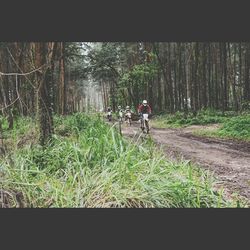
[35,42,54,146]
[59,42,66,115]
[244,43,250,105]
[223,43,228,110]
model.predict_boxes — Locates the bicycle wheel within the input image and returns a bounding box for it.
[129,118,132,126]
[145,120,149,133]
[140,119,144,131]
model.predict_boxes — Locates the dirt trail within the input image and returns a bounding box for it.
[121,123,250,201]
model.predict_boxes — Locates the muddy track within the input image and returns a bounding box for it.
[181,134,250,154]
[120,123,250,201]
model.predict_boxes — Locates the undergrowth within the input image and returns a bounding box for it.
[0,113,245,208]
[193,114,250,141]
[151,109,238,128]
[0,116,37,152]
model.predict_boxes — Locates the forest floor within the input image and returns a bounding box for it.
[121,122,250,201]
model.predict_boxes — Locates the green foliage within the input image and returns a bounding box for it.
[154,109,250,141]
[152,109,237,128]
[0,116,37,154]
[0,113,242,208]
[1,116,34,138]
[217,116,250,140]
[241,100,250,110]
[119,62,159,88]
[87,43,121,81]
[65,42,84,62]
[54,113,93,132]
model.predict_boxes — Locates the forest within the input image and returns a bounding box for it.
[0,42,249,208]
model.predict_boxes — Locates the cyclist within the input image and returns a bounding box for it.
[106,106,112,121]
[117,105,124,122]
[137,100,152,117]
[137,100,152,132]
[124,105,133,125]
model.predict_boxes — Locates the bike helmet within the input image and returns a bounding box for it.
[126,106,130,109]
[118,105,121,109]
[142,100,147,106]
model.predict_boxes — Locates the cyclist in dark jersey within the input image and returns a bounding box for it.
[137,100,152,133]
[137,100,152,116]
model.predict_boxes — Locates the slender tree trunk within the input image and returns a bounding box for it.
[232,43,238,111]
[35,42,54,146]
[59,42,66,115]
[244,43,250,105]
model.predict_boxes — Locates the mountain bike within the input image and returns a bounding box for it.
[107,111,112,122]
[140,113,150,133]
[125,111,132,126]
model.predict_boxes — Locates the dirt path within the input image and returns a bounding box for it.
[121,123,250,201]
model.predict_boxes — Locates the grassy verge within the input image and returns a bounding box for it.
[0,116,38,153]
[0,113,245,207]
[193,115,250,141]
[151,109,237,128]
[151,109,250,141]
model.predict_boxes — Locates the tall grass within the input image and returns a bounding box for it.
[0,116,37,153]
[0,113,243,207]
